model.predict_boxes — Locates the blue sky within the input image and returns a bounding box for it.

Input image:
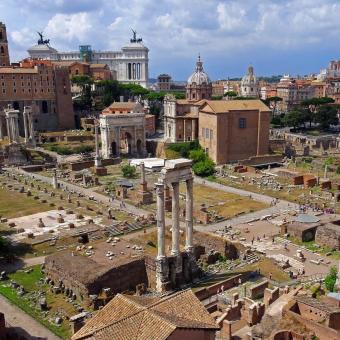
[1,0,340,80]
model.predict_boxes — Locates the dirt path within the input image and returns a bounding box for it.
[0,294,61,340]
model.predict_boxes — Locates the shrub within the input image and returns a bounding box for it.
[121,164,136,178]
[188,149,206,163]
[193,158,215,177]
[325,266,337,292]
[167,140,200,158]
[336,165,340,175]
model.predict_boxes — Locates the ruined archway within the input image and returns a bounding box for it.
[137,139,143,156]
[124,132,132,155]
[111,141,118,156]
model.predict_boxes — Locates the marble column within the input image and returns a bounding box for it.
[185,178,194,253]
[23,108,29,143]
[106,126,112,157]
[115,126,120,157]
[156,181,165,259]
[94,124,102,167]
[140,162,145,184]
[5,116,11,143]
[192,119,196,140]
[171,181,180,256]
[28,112,35,147]
[0,117,3,140]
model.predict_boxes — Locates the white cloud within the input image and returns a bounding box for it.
[3,0,340,77]
[108,17,122,31]
[45,12,92,42]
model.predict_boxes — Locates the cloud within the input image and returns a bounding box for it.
[2,0,340,78]
[45,12,92,42]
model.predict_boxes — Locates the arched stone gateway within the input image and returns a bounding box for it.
[136,139,143,155]
[99,102,146,159]
[111,141,118,156]
[124,132,132,155]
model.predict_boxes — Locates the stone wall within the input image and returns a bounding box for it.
[193,232,240,260]
[67,158,119,171]
[195,274,244,301]
[264,287,280,307]
[249,280,269,299]
[287,310,340,340]
[316,224,340,250]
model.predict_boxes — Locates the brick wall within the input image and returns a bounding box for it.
[249,280,269,299]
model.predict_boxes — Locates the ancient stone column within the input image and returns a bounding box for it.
[94,124,102,167]
[5,116,11,143]
[185,178,194,253]
[171,181,180,256]
[0,117,3,140]
[115,126,120,157]
[52,170,58,189]
[23,108,29,143]
[140,162,146,184]
[156,181,165,259]
[28,111,35,147]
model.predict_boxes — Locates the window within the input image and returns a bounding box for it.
[0,46,4,54]
[205,128,209,139]
[239,118,246,129]
[210,129,213,139]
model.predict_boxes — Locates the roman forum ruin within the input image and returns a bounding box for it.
[155,158,200,292]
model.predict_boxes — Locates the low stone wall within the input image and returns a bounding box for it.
[193,233,240,260]
[67,158,119,171]
[195,274,244,301]
[286,310,340,340]
[249,280,269,299]
[264,287,280,307]
[239,154,283,166]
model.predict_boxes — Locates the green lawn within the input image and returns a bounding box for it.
[0,187,51,218]
[0,265,72,339]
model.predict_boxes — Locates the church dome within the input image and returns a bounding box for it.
[187,55,210,85]
[241,65,257,85]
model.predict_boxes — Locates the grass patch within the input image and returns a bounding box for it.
[0,187,51,218]
[0,265,72,339]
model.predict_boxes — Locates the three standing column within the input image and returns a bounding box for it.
[156,181,165,259]
[171,181,180,256]
[185,178,194,253]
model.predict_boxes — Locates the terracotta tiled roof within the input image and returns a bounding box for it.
[90,64,108,68]
[72,289,218,340]
[200,99,270,113]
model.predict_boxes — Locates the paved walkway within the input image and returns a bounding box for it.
[0,294,61,340]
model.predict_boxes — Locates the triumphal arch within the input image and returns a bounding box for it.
[100,102,146,158]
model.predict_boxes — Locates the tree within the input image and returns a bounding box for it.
[314,105,339,130]
[193,158,215,177]
[283,110,305,129]
[224,91,237,98]
[336,165,340,175]
[96,80,121,106]
[325,266,337,292]
[212,95,223,100]
[301,97,336,128]
[121,164,136,178]
[71,75,94,109]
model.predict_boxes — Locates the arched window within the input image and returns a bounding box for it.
[0,31,3,40]
[0,46,4,54]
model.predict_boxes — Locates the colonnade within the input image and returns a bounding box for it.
[156,175,194,259]
[1,105,35,146]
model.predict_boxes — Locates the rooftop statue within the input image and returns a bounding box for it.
[37,31,50,45]
[130,29,143,43]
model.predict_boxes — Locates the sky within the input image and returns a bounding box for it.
[1,0,340,80]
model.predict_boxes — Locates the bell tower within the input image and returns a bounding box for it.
[0,22,10,66]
